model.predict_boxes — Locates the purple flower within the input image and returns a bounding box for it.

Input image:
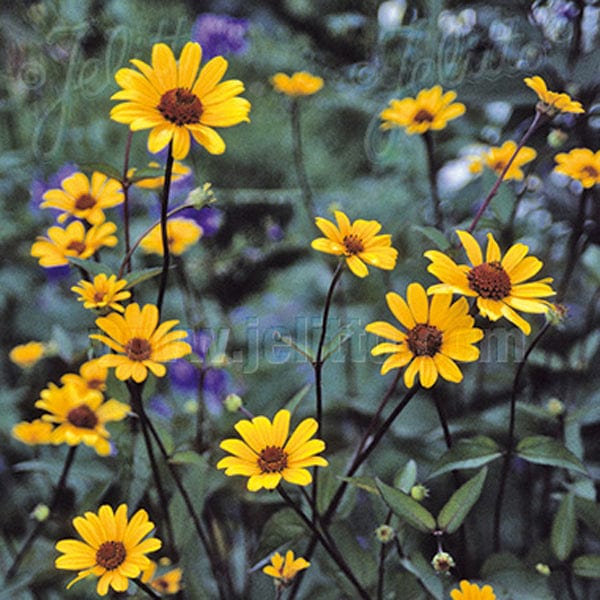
[30,163,78,212]
[179,206,224,237]
[169,359,200,392]
[192,13,249,60]
[149,395,174,419]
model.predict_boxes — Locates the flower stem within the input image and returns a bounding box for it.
[6,446,77,580]
[376,510,393,600]
[423,131,443,230]
[156,141,175,315]
[467,111,544,234]
[121,131,134,275]
[132,577,161,599]
[290,99,316,221]
[492,321,551,551]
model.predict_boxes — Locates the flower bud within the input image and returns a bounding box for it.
[374,524,395,543]
[431,551,455,573]
[546,397,564,416]
[183,399,198,414]
[547,128,568,148]
[536,562,551,576]
[186,182,217,209]
[224,393,243,413]
[410,483,430,502]
[31,503,50,522]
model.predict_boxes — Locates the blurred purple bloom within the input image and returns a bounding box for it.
[149,395,174,419]
[192,13,249,60]
[179,205,224,237]
[266,222,285,242]
[44,265,71,282]
[170,359,201,392]
[190,329,214,359]
[30,163,78,212]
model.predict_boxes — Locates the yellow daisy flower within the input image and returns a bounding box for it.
[141,560,183,595]
[524,75,584,115]
[311,210,398,278]
[35,382,129,456]
[61,358,109,394]
[217,409,328,492]
[425,230,556,335]
[31,221,118,268]
[55,504,162,596]
[271,71,324,97]
[9,341,45,368]
[380,85,466,135]
[365,283,483,388]
[90,303,191,383]
[12,419,54,445]
[110,41,251,160]
[40,171,124,225]
[263,550,310,587]
[450,579,496,600]
[554,147,600,188]
[469,141,537,181]
[140,218,203,256]
[129,160,191,190]
[71,273,131,314]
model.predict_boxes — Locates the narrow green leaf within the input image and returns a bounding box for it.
[437,467,487,534]
[573,555,600,578]
[396,459,417,493]
[68,256,113,277]
[575,496,600,539]
[338,476,380,496]
[516,436,588,474]
[257,508,307,558]
[80,162,123,181]
[376,479,436,533]
[428,436,502,479]
[128,166,166,182]
[283,383,312,414]
[412,225,450,251]
[551,492,576,561]
[169,451,206,467]
[124,267,164,289]
[321,324,355,362]
[273,331,315,362]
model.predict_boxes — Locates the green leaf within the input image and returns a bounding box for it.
[395,459,417,493]
[428,436,502,479]
[80,162,123,180]
[338,476,380,496]
[169,451,207,467]
[573,555,600,578]
[321,323,355,362]
[516,436,588,474]
[575,496,600,538]
[437,467,487,534]
[551,492,576,561]
[124,267,164,289]
[376,478,436,533]
[68,256,113,277]
[273,331,315,362]
[128,166,166,182]
[257,508,307,557]
[412,225,450,251]
[283,383,312,414]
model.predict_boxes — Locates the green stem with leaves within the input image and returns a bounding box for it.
[422,131,443,230]
[290,99,316,220]
[156,141,175,314]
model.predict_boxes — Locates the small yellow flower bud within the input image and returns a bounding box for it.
[224,393,243,413]
[374,524,395,543]
[31,503,50,522]
[546,398,565,416]
[431,551,455,573]
[159,556,172,566]
[547,303,568,326]
[183,400,198,414]
[536,562,551,576]
[547,128,568,148]
[410,483,430,502]
[186,182,217,209]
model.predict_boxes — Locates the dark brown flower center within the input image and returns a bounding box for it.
[154,578,169,591]
[491,160,506,173]
[67,240,87,255]
[158,88,203,126]
[467,261,511,300]
[581,165,598,179]
[343,234,364,256]
[406,324,443,356]
[257,446,288,473]
[75,194,97,210]
[87,378,104,390]
[67,404,99,429]
[96,541,126,570]
[93,291,106,303]
[414,109,434,123]
[124,337,152,361]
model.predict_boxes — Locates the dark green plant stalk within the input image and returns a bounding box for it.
[121,131,134,275]
[6,446,78,580]
[133,576,162,599]
[492,321,551,551]
[156,141,175,314]
[290,98,316,220]
[376,510,393,600]
[422,131,443,230]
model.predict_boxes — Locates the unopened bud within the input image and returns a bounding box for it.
[31,503,50,522]
[431,551,455,573]
[183,400,198,414]
[224,393,243,413]
[547,303,568,326]
[186,182,217,209]
[374,524,395,544]
[211,353,229,367]
[547,128,568,148]
[546,397,564,416]
[410,483,430,502]
[536,562,551,576]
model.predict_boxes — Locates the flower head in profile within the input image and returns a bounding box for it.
[40,171,124,225]
[140,218,203,256]
[31,221,118,268]
[450,580,496,600]
[217,409,328,491]
[192,13,249,59]
[380,85,465,135]
[9,341,46,368]
[111,42,251,159]
[469,141,537,181]
[425,230,555,335]
[12,419,54,445]
[263,550,310,587]
[524,75,584,115]
[271,71,324,97]
[554,147,600,188]
[72,273,131,314]
[61,358,108,394]
[141,560,183,595]
[130,160,192,190]
[311,210,398,278]
[55,504,162,596]
[366,283,483,388]
[35,383,129,456]
[90,303,191,383]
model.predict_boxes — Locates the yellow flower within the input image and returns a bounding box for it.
[425,230,555,335]
[524,75,584,115]
[271,71,324,97]
[40,171,124,225]
[129,160,191,190]
[262,550,310,587]
[12,419,54,445]
[61,358,109,394]
[470,141,537,181]
[311,210,398,278]
[365,283,483,388]
[141,560,183,595]
[380,85,465,135]
[450,580,496,600]
[554,147,600,188]
[111,41,250,159]
[55,504,162,596]
[140,218,203,256]
[35,383,129,456]
[217,409,328,492]
[71,273,131,314]
[9,341,45,368]
[31,221,118,268]
[90,303,192,383]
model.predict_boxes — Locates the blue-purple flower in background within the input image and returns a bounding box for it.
[30,163,78,212]
[191,13,250,60]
